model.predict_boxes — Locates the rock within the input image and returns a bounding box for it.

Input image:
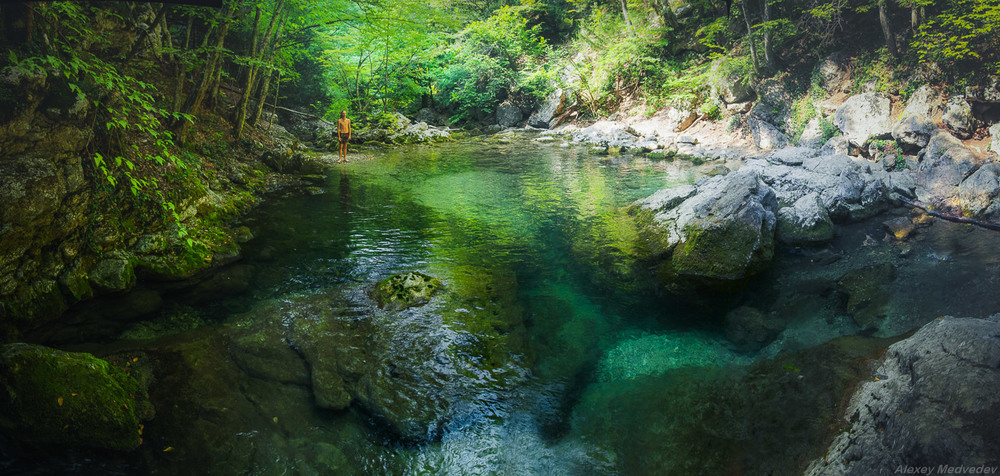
[836,263,897,332]
[915,130,979,209]
[819,135,851,156]
[389,121,450,143]
[957,162,1000,218]
[942,96,976,138]
[833,93,893,147]
[371,272,443,311]
[89,254,136,292]
[776,193,834,244]
[766,146,818,166]
[883,216,915,240]
[889,170,917,198]
[0,343,152,450]
[817,52,851,94]
[496,101,523,128]
[742,154,890,221]
[798,117,826,149]
[711,59,754,104]
[750,79,791,126]
[805,316,1000,475]
[989,123,1000,158]
[634,169,778,285]
[891,85,944,152]
[527,89,567,128]
[724,306,783,352]
[750,117,790,150]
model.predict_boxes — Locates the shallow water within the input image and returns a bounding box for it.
[9,136,1000,474]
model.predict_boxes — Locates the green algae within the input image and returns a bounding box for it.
[0,343,151,450]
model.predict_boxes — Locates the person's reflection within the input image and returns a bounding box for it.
[339,171,352,211]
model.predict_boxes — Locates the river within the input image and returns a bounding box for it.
[8,135,1000,475]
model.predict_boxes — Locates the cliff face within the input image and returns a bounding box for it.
[0,67,98,328]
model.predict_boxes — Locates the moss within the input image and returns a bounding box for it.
[0,343,151,450]
[371,272,444,311]
[672,220,773,280]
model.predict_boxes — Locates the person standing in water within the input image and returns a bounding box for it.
[337,111,351,163]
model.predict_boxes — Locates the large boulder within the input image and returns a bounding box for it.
[750,117,790,150]
[915,130,979,209]
[891,85,943,152]
[633,168,778,286]
[992,123,1000,157]
[816,51,851,95]
[711,59,755,104]
[833,93,893,147]
[805,316,1000,475]
[776,193,834,244]
[0,343,152,450]
[942,95,976,138]
[496,101,523,128]
[957,162,1000,219]
[527,89,568,128]
[742,153,891,221]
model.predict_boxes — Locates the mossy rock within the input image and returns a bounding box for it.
[837,263,898,332]
[371,272,443,311]
[0,343,152,450]
[672,219,774,280]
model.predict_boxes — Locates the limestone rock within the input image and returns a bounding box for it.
[805,316,1000,475]
[776,193,834,244]
[942,95,976,138]
[915,130,979,209]
[750,117,790,150]
[957,162,1000,218]
[891,85,944,152]
[89,254,136,292]
[527,89,568,128]
[635,169,778,285]
[883,216,915,240]
[991,123,1000,157]
[0,343,152,450]
[833,93,893,147]
[817,52,851,95]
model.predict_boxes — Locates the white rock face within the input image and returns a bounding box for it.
[833,93,893,147]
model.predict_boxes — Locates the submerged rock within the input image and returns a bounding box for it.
[0,343,152,450]
[725,306,784,352]
[836,263,897,332]
[371,271,443,311]
[806,316,1000,475]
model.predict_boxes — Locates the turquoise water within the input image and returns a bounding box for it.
[11,136,1000,474]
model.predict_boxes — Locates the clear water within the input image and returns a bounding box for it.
[10,136,1000,475]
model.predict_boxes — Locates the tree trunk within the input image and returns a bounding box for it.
[179,3,235,138]
[620,0,635,34]
[878,0,898,57]
[172,13,194,114]
[235,0,285,138]
[250,69,274,127]
[762,0,776,71]
[910,6,919,31]
[741,0,761,73]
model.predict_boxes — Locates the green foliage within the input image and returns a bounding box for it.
[435,5,552,121]
[818,115,838,143]
[912,0,1000,75]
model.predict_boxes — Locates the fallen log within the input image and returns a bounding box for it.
[895,195,1000,232]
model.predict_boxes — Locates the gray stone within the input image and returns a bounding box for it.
[915,130,979,208]
[942,96,976,138]
[635,169,778,282]
[891,86,943,152]
[711,59,754,104]
[496,101,523,128]
[725,306,783,352]
[883,216,915,240]
[991,123,1000,157]
[817,52,850,95]
[798,117,826,149]
[527,89,568,128]
[776,193,834,244]
[958,162,1000,218]
[89,256,136,292]
[833,93,893,147]
[750,117,790,150]
[805,316,1000,475]
[766,146,819,166]
[819,135,851,156]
